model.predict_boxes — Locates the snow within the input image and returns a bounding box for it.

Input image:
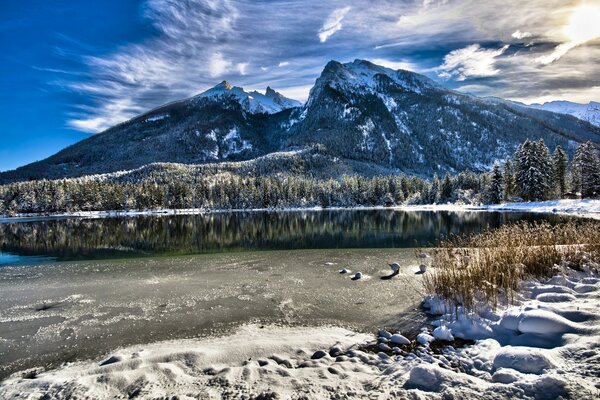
[433,325,454,341]
[389,334,411,345]
[144,114,168,123]
[1,261,598,398]
[3,199,600,223]
[483,199,600,220]
[529,100,600,127]
[196,81,301,114]
[492,347,556,374]
[222,128,253,157]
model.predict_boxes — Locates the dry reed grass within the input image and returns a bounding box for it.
[423,221,600,312]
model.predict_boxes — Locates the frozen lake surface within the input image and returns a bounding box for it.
[0,248,426,379]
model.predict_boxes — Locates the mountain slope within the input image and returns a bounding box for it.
[528,101,600,128]
[282,60,600,175]
[2,60,600,183]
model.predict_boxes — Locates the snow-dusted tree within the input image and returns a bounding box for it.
[515,140,552,201]
[503,159,516,199]
[485,162,504,204]
[428,174,441,204]
[440,173,453,202]
[552,145,568,198]
[572,141,600,198]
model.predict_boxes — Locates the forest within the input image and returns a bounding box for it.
[1,140,598,215]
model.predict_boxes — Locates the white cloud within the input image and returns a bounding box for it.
[318,6,351,43]
[536,4,600,64]
[370,58,418,72]
[512,30,532,39]
[278,61,290,67]
[237,62,249,75]
[437,44,509,80]
[208,52,232,78]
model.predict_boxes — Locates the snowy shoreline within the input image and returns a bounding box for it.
[2,199,600,222]
[1,266,598,399]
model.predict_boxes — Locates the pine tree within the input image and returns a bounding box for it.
[440,173,453,202]
[572,141,600,198]
[552,145,568,198]
[503,159,516,200]
[429,174,441,204]
[485,163,504,204]
[515,140,552,201]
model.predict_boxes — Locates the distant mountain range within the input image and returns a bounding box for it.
[2,59,599,183]
[527,101,600,128]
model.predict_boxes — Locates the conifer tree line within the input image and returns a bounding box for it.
[0,140,598,215]
[487,140,600,203]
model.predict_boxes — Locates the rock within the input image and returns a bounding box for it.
[389,262,401,273]
[416,333,435,346]
[378,329,393,339]
[390,334,411,346]
[339,268,350,274]
[329,346,343,357]
[352,272,363,280]
[311,350,328,360]
[99,355,122,366]
[378,342,392,352]
[419,264,427,273]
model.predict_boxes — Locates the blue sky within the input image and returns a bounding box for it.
[1,0,599,172]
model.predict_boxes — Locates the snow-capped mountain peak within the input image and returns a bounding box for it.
[307,59,441,108]
[528,101,600,127]
[196,82,301,114]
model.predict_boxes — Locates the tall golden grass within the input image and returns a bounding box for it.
[423,221,600,311]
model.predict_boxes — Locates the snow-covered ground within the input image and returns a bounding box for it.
[481,199,600,220]
[1,264,598,399]
[397,199,600,220]
[2,199,600,222]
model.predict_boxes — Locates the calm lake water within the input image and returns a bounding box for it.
[0,209,574,265]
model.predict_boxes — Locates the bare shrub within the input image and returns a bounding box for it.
[423,221,600,312]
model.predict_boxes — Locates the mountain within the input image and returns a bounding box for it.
[198,81,302,114]
[2,59,600,183]
[281,60,600,174]
[527,101,600,128]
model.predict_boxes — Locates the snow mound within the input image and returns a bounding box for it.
[389,334,410,346]
[433,325,454,341]
[517,309,580,335]
[492,346,556,374]
[405,363,488,392]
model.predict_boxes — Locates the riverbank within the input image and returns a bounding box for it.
[1,265,598,399]
[2,199,600,222]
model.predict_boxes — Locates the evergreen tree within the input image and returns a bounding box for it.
[485,163,504,204]
[515,140,552,201]
[429,174,441,204]
[440,173,453,202]
[552,145,568,198]
[503,159,516,200]
[572,141,600,198]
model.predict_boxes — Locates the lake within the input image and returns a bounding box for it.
[0,209,573,264]
[0,209,574,380]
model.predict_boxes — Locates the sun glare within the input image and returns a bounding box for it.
[563,4,600,43]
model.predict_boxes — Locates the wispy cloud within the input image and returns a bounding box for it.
[536,4,600,64]
[437,44,509,81]
[318,6,351,43]
[50,0,600,134]
[512,30,532,40]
